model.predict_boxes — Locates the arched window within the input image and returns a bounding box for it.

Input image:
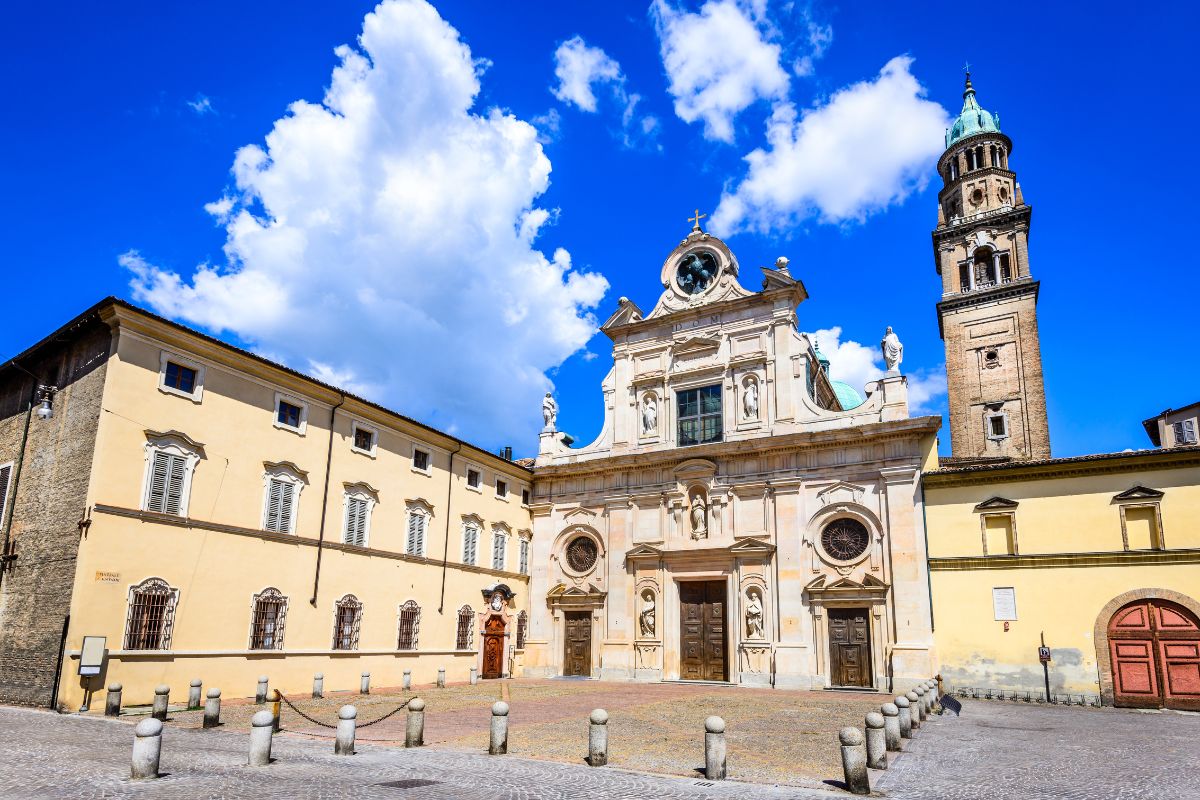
[332,594,363,650]
[973,248,998,288]
[462,518,480,565]
[491,526,508,571]
[249,587,288,650]
[406,502,432,557]
[397,600,421,650]
[455,605,474,650]
[518,534,531,575]
[124,578,179,650]
[516,610,528,650]
[262,462,307,534]
[342,484,377,548]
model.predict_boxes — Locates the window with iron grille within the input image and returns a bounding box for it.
[332,595,363,650]
[518,537,530,575]
[145,449,189,515]
[406,508,428,556]
[249,587,288,650]
[124,578,178,650]
[516,610,528,649]
[455,605,474,650]
[492,529,507,571]
[677,385,722,446]
[462,521,479,565]
[343,492,372,547]
[263,477,297,533]
[397,600,420,650]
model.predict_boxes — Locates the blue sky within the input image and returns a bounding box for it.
[1,0,1192,458]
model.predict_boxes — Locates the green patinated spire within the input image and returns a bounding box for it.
[945,70,1001,149]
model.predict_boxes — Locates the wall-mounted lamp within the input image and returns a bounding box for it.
[35,385,57,421]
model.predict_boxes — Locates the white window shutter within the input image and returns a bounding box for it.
[147,452,170,512]
[279,482,294,532]
[165,454,186,515]
[407,512,422,555]
[1182,419,1197,444]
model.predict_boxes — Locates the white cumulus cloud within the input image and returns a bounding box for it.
[806,326,946,415]
[711,56,951,233]
[550,35,658,149]
[651,0,789,143]
[125,0,608,448]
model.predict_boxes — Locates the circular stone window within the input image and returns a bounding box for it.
[999,185,1009,202]
[820,518,871,562]
[676,251,719,295]
[970,188,984,206]
[565,536,599,573]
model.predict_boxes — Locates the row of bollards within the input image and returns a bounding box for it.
[840,678,941,795]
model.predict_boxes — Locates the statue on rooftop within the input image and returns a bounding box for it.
[881,327,904,373]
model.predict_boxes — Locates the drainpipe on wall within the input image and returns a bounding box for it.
[438,443,463,615]
[0,362,40,590]
[310,393,346,606]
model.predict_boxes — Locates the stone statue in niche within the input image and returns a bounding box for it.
[742,380,759,420]
[542,392,558,432]
[642,395,657,435]
[639,590,656,637]
[745,589,764,639]
[880,326,904,373]
[689,492,708,539]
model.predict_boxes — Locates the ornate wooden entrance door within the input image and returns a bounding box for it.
[679,581,727,681]
[563,611,591,676]
[1110,599,1200,710]
[829,607,872,688]
[482,616,506,679]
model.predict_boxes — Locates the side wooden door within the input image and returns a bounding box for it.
[679,581,727,681]
[828,608,871,688]
[563,611,591,676]
[481,617,506,679]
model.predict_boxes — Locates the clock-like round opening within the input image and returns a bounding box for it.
[820,518,870,561]
[970,188,984,206]
[565,536,599,572]
[676,251,719,295]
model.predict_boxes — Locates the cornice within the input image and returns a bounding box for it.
[923,447,1200,488]
[931,205,1031,246]
[936,279,1039,320]
[929,548,1200,571]
[938,131,1014,170]
[936,165,1017,202]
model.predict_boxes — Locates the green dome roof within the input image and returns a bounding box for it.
[945,73,1000,149]
[831,380,865,410]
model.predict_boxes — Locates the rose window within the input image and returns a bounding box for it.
[820,518,870,561]
[565,536,598,572]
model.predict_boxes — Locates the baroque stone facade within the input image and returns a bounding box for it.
[525,226,939,692]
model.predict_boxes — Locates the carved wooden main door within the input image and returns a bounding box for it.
[679,581,727,681]
[829,607,872,688]
[563,612,591,676]
[482,616,506,679]
[1109,599,1200,710]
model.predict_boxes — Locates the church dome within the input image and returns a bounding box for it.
[831,381,865,410]
[945,73,1000,149]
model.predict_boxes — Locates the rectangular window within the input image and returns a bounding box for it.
[492,531,506,570]
[958,263,971,293]
[407,511,427,556]
[522,488,531,506]
[332,600,361,651]
[518,538,530,575]
[999,253,1012,283]
[397,602,420,650]
[462,524,478,565]
[146,451,187,515]
[249,592,286,650]
[677,385,723,446]
[163,361,197,394]
[496,479,507,498]
[987,413,1008,440]
[992,587,1018,621]
[344,497,369,547]
[353,427,375,452]
[277,401,302,429]
[1123,506,1161,550]
[1173,419,1198,445]
[264,479,296,533]
[983,514,1016,556]
[467,468,481,489]
[413,449,430,472]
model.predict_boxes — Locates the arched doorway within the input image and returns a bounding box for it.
[1108,599,1200,710]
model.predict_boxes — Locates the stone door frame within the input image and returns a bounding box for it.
[1094,588,1200,707]
[807,589,889,691]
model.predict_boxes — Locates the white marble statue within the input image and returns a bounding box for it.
[880,326,904,373]
[742,381,758,420]
[639,591,656,637]
[689,494,708,539]
[746,589,764,639]
[542,392,558,432]
[642,395,657,434]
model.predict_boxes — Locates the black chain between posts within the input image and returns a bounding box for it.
[276,692,412,730]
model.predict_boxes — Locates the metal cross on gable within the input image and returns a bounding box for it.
[688,208,707,231]
[963,61,971,75]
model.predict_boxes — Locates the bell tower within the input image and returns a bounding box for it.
[933,72,1050,463]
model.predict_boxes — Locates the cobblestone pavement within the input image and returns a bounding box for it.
[875,700,1200,800]
[0,705,838,800]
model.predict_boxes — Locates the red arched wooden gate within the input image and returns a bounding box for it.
[1108,599,1200,710]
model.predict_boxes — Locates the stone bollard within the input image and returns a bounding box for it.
[895,695,912,739]
[335,705,357,756]
[704,716,727,780]
[256,676,269,704]
[905,691,921,730]
[588,709,609,767]
[489,702,510,755]
[913,686,926,721]
[152,685,170,722]
[437,668,446,689]
[402,670,412,691]
[405,698,425,748]
[271,690,282,733]
[188,679,203,710]
[839,727,870,795]
[105,683,123,717]
[248,710,274,767]
[864,712,887,770]
[313,673,324,699]
[203,688,222,729]
[916,687,929,722]
[881,703,901,752]
[470,666,478,686]
[361,672,371,695]
[131,718,163,780]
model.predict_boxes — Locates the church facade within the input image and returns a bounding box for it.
[524,223,940,693]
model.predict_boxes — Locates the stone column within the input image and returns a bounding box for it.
[770,484,811,688]
[188,679,202,710]
[864,712,887,770]
[881,703,901,751]
[151,685,169,722]
[405,698,425,748]
[879,467,934,688]
[131,718,163,780]
[203,688,222,729]
[105,683,122,717]
[334,706,357,755]
[248,710,274,767]
[489,702,509,755]
[704,716,726,780]
[839,727,869,795]
[588,709,608,767]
